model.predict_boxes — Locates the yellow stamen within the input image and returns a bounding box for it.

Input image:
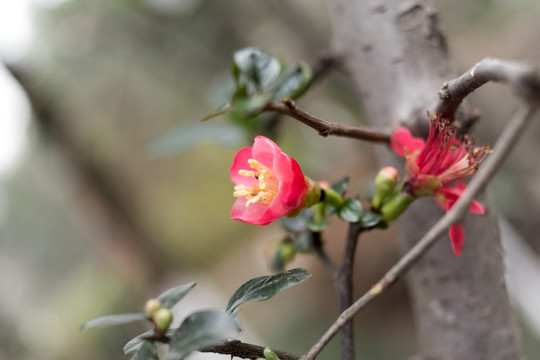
[234,159,279,207]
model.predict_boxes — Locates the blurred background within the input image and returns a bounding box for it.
[0,1,540,359]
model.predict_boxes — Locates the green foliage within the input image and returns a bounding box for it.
[207,47,313,128]
[157,282,197,309]
[359,210,383,229]
[330,176,350,197]
[226,268,312,313]
[233,47,282,91]
[131,341,159,360]
[124,328,177,355]
[337,198,363,223]
[166,310,240,360]
[80,313,149,332]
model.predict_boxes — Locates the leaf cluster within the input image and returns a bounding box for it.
[82,269,311,360]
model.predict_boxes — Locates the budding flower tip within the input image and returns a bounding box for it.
[153,308,173,333]
[145,298,162,316]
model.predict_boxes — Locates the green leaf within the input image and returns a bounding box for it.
[272,62,312,100]
[337,198,363,223]
[233,48,281,90]
[330,176,350,197]
[124,328,176,354]
[280,209,311,233]
[166,310,240,360]
[131,341,159,360]
[81,313,148,332]
[232,93,271,117]
[157,282,197,309]
[226,268,311,313]
[293,230,312,253]
[146,123,245,157]
[306,220,330,232]
[201,104,234,122]
[359,211,383,228]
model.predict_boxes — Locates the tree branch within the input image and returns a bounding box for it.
[312,232,338,277]
[333,223,362,360]
[203,340,300,360]
[300,100,540,360]
[263,100,391,143]
[437,57,540,120]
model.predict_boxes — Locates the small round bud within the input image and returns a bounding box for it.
[145,298,162,316]
[153,308,173,333]
[279,241,296,264]
[372,166,399,210]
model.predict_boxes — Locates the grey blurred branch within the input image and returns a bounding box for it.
[3,62,167,280]
[437,58,540,119]
[264,99,391,143]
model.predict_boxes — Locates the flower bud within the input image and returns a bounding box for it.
[380,191,415,222]
[145,298,162,316]
[372,167,399,210]
[153,308,173,333]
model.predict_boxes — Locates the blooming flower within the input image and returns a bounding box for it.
[230,136,312,225]
[390,113,490,255]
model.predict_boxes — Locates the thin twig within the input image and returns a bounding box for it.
[334,223,362,360]
[300,101,539,360]
[312,232,338,277]
[437,57,540,120]
[264,100,391,143]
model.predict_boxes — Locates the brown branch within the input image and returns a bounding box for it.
[264,100,391,143]
[333,223,362,360]
[203,340,300,360]
[437,57,540,120]
[300,101,540,360]
[312,232,338,277]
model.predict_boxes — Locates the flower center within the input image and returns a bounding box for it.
[233,159,279,206]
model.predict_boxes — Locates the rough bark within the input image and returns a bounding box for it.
[326,1,522,359]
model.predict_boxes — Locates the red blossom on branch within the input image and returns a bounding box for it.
[390,114,490,255]
[230,136,311,225]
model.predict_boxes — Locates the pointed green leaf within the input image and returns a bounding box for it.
[233,48,281,90]
[166,310,240,360]
[330,176,350,197]
[272,62,312,100]
[306,220,330,232]
[232,93,271,117]
[359,210,383,228]
[124,328,176,354]
[280,209,311,233]
[337,198,363,223]
[226,268,311,313]
[157,282,197,309]
[131,341,159,360]
[201,104,234,122]
[81,313,148,332]
[293,230,312,253]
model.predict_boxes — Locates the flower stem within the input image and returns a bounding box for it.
[323,188,345,208]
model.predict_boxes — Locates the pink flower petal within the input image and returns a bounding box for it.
[469,199,485,215]
[229,136,309,226]
[390,127,425,158]
[449,224,465,256]
[230,147,254,186]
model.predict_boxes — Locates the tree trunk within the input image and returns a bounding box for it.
[326,1,523,359]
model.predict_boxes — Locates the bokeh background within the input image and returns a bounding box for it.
[1,1,540,359]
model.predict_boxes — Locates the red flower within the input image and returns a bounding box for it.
[390,114,490,255]
[230,136,310,225]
